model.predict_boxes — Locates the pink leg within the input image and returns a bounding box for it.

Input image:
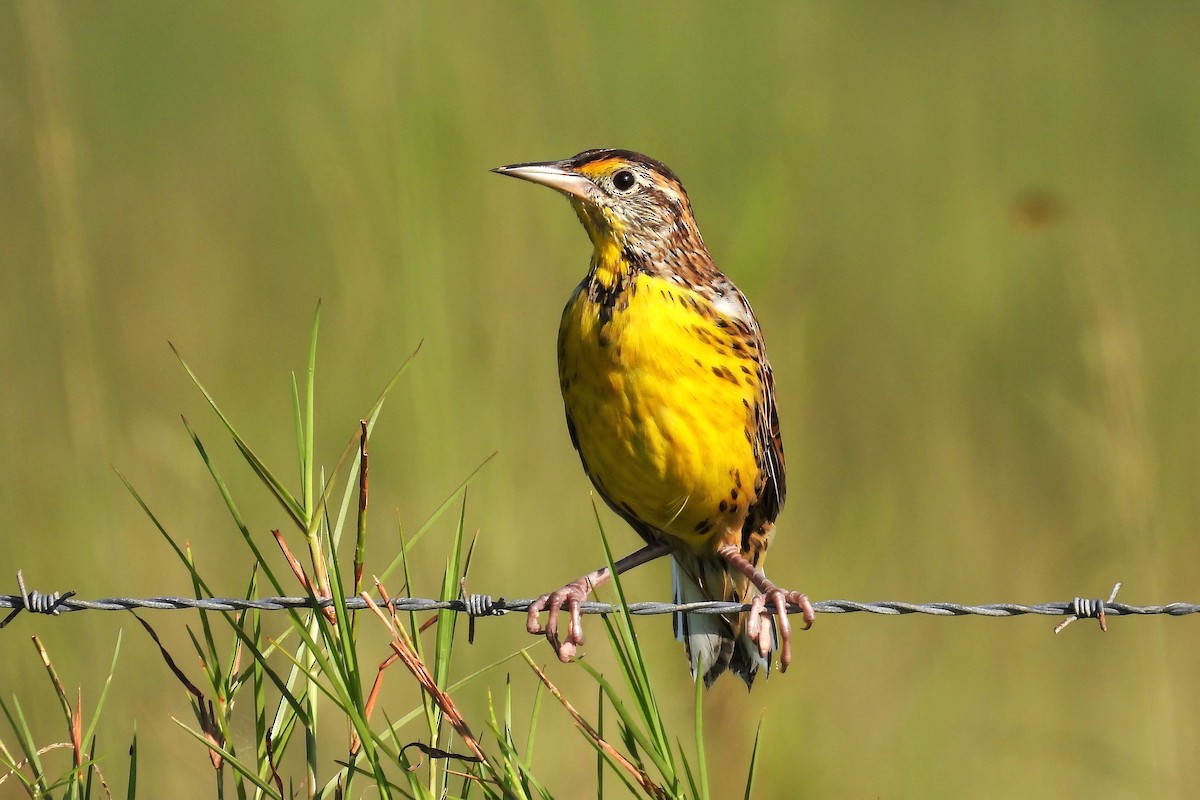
[527,541,672,662]
[716,543,814,672]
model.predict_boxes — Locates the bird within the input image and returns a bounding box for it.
[493,149,812,687]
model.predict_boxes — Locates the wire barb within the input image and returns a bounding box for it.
[459,577,508,644]
[1054,582,1122,634]
[462,594,506,618]
[0,571,77,628]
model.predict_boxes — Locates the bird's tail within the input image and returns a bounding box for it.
[672,556,774,688]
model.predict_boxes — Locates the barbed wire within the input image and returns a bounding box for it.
[2,572,1196,632]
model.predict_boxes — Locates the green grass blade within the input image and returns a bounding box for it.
[268,631,379,760]
[574,660,674,785]
[172,720,282,799]
[433,492,468,693]
[125,726,137,800]
[169,342,306,526]
[319,420,370,555]
[350,423,369,606]
[114,468,216,598]
[523,677,543,772]
[378,452,496,583]
[485,684,521,795]
[321,506,363,708]
[596,684,604,799]
[224,621,310,727]
[377,648,529,738]
[185,545,221,685]
[679,746,702,800]
[181,418,289,597]
[743,712,766,800]
[78,632,122,761]
[0,695,49,796]
[693,674,708,800]
[592,505,675,780]
[309,341,423,558]
[225,569,259,690]
[302,302,319,516]
[249,608,270,794]
[291,371,305,520]
[361,340,423,437]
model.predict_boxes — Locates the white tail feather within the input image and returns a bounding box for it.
[672,558,774,686]
[672,559,725,682]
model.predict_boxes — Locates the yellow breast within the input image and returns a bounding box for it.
[559,272,764,550]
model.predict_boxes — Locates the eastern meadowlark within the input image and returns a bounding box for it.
[494,149,812,687]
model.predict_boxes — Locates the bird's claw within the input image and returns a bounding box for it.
[526,580,591,662]
[746,588,814,672]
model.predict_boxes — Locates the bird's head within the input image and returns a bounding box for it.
[493,149,704,261]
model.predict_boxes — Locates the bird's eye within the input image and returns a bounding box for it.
[612,170,637,191]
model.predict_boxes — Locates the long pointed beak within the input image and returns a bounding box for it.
[491,160,596,201]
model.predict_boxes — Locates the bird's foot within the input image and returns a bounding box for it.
[745,588,814,671]
[717,543,814,673]
[524,543,672,664]
[526,578,593,662]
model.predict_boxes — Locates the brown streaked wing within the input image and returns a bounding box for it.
[739,331,785,554]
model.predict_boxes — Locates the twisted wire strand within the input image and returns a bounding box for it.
[2,570,1193,629]
[2,593,1198,619]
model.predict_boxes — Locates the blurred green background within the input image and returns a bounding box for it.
[3,2,1199,797]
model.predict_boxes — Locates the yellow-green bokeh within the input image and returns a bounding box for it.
[2,2,1199,797]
